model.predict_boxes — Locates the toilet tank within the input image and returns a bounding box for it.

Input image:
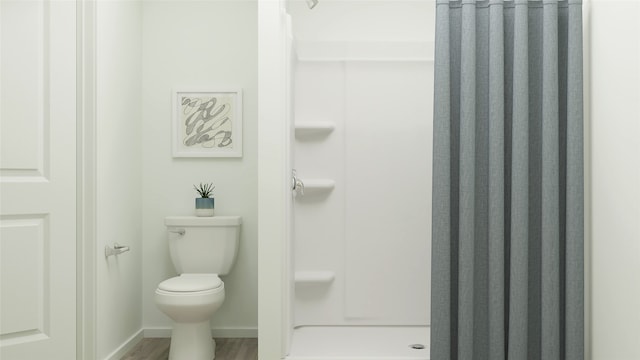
[164,216,241,275]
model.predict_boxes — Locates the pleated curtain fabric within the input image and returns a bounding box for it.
[430,1,583,359]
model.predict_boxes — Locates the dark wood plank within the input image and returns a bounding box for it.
[120,338,258,360]
[120,338,170,360]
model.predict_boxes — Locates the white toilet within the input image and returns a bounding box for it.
[155,216,241,360]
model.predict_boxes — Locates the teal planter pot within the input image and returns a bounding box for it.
[195,197,215,217]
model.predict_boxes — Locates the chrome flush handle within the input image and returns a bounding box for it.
[169,229,185,236]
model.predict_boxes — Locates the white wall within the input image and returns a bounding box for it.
[95,0,144,358]
[141,0,258,335]
[590,1,640,359]
[257,1,292,357]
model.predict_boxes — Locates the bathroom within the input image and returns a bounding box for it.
[0,0,638,360]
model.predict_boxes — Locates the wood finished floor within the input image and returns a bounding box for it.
[120,338,258,360]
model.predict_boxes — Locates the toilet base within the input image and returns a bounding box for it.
[168,320,216,360]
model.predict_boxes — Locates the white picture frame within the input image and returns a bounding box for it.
[172,88,243,158]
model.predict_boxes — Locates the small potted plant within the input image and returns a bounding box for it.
[194,182,215,217]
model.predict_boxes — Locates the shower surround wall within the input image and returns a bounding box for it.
[287,1,436,355]
[293,56,433,326]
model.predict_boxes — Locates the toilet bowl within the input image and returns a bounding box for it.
[155,216,241,360]
[155,274,225,360]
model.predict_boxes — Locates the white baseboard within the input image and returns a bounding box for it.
[143,327,172,338]
[103,329,144,360]
[144,326,257,338]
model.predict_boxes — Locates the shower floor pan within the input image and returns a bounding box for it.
[286,326,430,360]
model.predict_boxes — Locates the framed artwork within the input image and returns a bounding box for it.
[172,89,243,157]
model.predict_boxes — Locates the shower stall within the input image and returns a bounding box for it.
[259,1,436,358]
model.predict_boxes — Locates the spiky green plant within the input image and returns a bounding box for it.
[194,182,215,198]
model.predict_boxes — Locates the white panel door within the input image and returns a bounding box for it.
[0,0,77,359]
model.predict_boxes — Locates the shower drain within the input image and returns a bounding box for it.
[409,344,426,350]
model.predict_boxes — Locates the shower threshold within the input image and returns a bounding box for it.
[286,326,430,360]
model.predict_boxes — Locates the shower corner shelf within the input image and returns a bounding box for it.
[300,179,335,194]
[294,271,335,285]
[294,121,336,136]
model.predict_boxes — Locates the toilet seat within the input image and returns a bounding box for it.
[158,274,222,293]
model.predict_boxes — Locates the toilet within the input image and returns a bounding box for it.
[155,216,241,360]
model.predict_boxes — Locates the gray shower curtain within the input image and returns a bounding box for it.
[430,1,583,359]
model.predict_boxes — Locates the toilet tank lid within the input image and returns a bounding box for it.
[158,274,223,292]
[165,216,241,227]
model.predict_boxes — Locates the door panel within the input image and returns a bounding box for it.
[0,0,77,358]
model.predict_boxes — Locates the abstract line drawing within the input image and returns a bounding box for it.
[173,89,243,158]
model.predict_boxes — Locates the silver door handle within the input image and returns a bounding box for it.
[105,243,130,258]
